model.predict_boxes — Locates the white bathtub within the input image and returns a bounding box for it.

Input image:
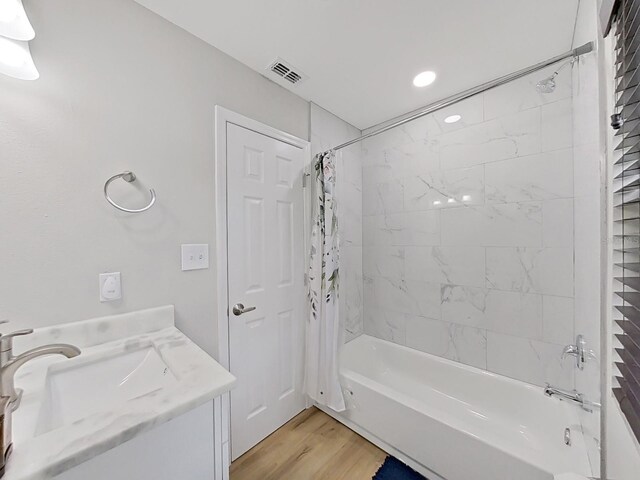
[320,335,595,480]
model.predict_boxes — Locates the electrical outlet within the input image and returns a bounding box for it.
[99,272,121,302]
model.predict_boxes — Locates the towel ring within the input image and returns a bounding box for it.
[104,171,156,213]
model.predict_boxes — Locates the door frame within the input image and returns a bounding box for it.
[214,106,310,467]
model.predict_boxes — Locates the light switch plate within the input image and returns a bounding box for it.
[181,244,209,271]
[99,272,121,302]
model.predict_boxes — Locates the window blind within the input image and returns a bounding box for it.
[612,0,640,443]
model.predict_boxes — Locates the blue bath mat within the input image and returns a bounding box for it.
[373,456,427,480]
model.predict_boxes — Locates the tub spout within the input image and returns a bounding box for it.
[544,384,600,413]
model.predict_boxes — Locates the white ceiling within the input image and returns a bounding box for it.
[134,0,580,129]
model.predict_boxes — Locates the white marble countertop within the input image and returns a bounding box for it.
[4,306,236,480]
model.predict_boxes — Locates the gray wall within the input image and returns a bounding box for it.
[0,0,309,357]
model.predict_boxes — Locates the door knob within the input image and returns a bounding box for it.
[232,303,256,316]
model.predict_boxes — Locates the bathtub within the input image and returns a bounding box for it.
[319,335,595,480]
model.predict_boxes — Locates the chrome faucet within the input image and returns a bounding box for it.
[0,328,80,477]
[561,334,596,370]
[544,384,601,413]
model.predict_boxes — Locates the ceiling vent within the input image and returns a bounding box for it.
[267,58,307,85]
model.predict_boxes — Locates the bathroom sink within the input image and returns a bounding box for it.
[35,346,177,435]
[7,306,236,480]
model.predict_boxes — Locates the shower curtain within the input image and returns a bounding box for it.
[305,150,346,412]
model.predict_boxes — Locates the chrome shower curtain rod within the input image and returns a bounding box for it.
[326,42,594,154]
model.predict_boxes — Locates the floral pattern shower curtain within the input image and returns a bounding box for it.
[305,150,346,412]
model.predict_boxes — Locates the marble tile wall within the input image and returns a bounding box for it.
[310,103,364,342]
[361,65,585,389]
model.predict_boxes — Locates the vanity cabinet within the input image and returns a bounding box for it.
[53,400,226,480]
[6,307,235,480]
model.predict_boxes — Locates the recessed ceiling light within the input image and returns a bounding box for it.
[444,114,462,124]
[413,71,436,87]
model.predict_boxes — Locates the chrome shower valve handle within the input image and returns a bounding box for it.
[561,334,596,370]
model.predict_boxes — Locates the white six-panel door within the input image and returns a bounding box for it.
[226,123,306,460]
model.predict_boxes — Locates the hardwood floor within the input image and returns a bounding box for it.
[230,407,387,480]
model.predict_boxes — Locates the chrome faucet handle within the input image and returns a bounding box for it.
[561,335,592,370]
[561,344,581,370]
[561,344,578,359]
[0,329,34,338]
[0,329,34,355]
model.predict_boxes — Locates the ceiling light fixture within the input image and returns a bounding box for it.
[0,0,37,80]
[0,36,38,80]
[0,1,17,22]
[0,0,35,41]
[444,114,462,124]
[413,71,436,87]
